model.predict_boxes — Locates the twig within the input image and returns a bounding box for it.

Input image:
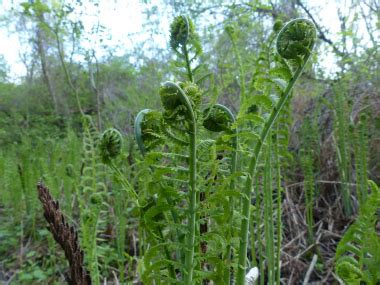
[112,271,120,285]
[295,0,346,57]
[303,254,318,285]
[286,180,359,189]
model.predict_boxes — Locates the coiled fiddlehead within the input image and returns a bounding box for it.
[99,128,123,164]
[160,81,200,126]
[99,127,138,206]
[134,109,164,155]
[170,15,202,54]
[169,16,202,82]
[336,257,363,284]
[99,127,137,197]
[170,15,191,51]
[203,104,234,133]
[276,18,316,61]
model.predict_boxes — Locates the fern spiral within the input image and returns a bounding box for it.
[169,15,201,55]
[276,18,316,61]
[99,128,123,164]
[169,16,201,82]
[203,104,234,133]
[134,109,164,154]
[160,81,200,125]
[170,15,191,51]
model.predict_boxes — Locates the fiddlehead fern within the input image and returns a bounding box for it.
[134,82,201,284]
[160,81,201,121]
[203,104,234,133]
[276,18,316,61]
[169,15,202,82]
[80,115,105,285]
[99,128,139,205]
[159,81,201,149]
[134,109,184,282]
[353,114,369,205]
[333,82,352,216]
[134,109,165,155]
[170,15,192,51]
[236,19,316,285]
[99,128,123,164]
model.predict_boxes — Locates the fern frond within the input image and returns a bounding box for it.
[335,181,380,284]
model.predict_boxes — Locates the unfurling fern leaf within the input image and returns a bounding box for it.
[203,104,234,133]
[160,81,201,124]
[135,109,165,154]
[170,15,201,55]
[276,18,316,61]
[335,181,380,284]
[99,128,123,164]
[169,15,202,82]
[80,115,107,285]
[197,139,216,162]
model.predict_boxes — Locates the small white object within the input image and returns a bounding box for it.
[245,267,259,284]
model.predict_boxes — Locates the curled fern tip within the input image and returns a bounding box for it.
[99,128,123,164]
[276,18,316,60]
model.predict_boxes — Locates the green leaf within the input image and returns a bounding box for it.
[269,67,292,81]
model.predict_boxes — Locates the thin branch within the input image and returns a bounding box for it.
[295,0,346,58]
[303,254,318,285]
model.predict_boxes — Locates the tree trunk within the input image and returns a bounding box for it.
[36,26,59,115]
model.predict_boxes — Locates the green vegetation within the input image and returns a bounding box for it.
[0,1,379,284]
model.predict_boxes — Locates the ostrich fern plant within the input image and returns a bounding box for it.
[35,15,317,285]
[131,16,317,285]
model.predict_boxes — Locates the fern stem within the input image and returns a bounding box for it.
[274,132,282,285]
[226,26,246,106]
[255,175,265,285]
[110,161,139,206]
[184,122,197,284]
[183,44,193,82]
[264,140,275,285]
[236,55,311,284]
